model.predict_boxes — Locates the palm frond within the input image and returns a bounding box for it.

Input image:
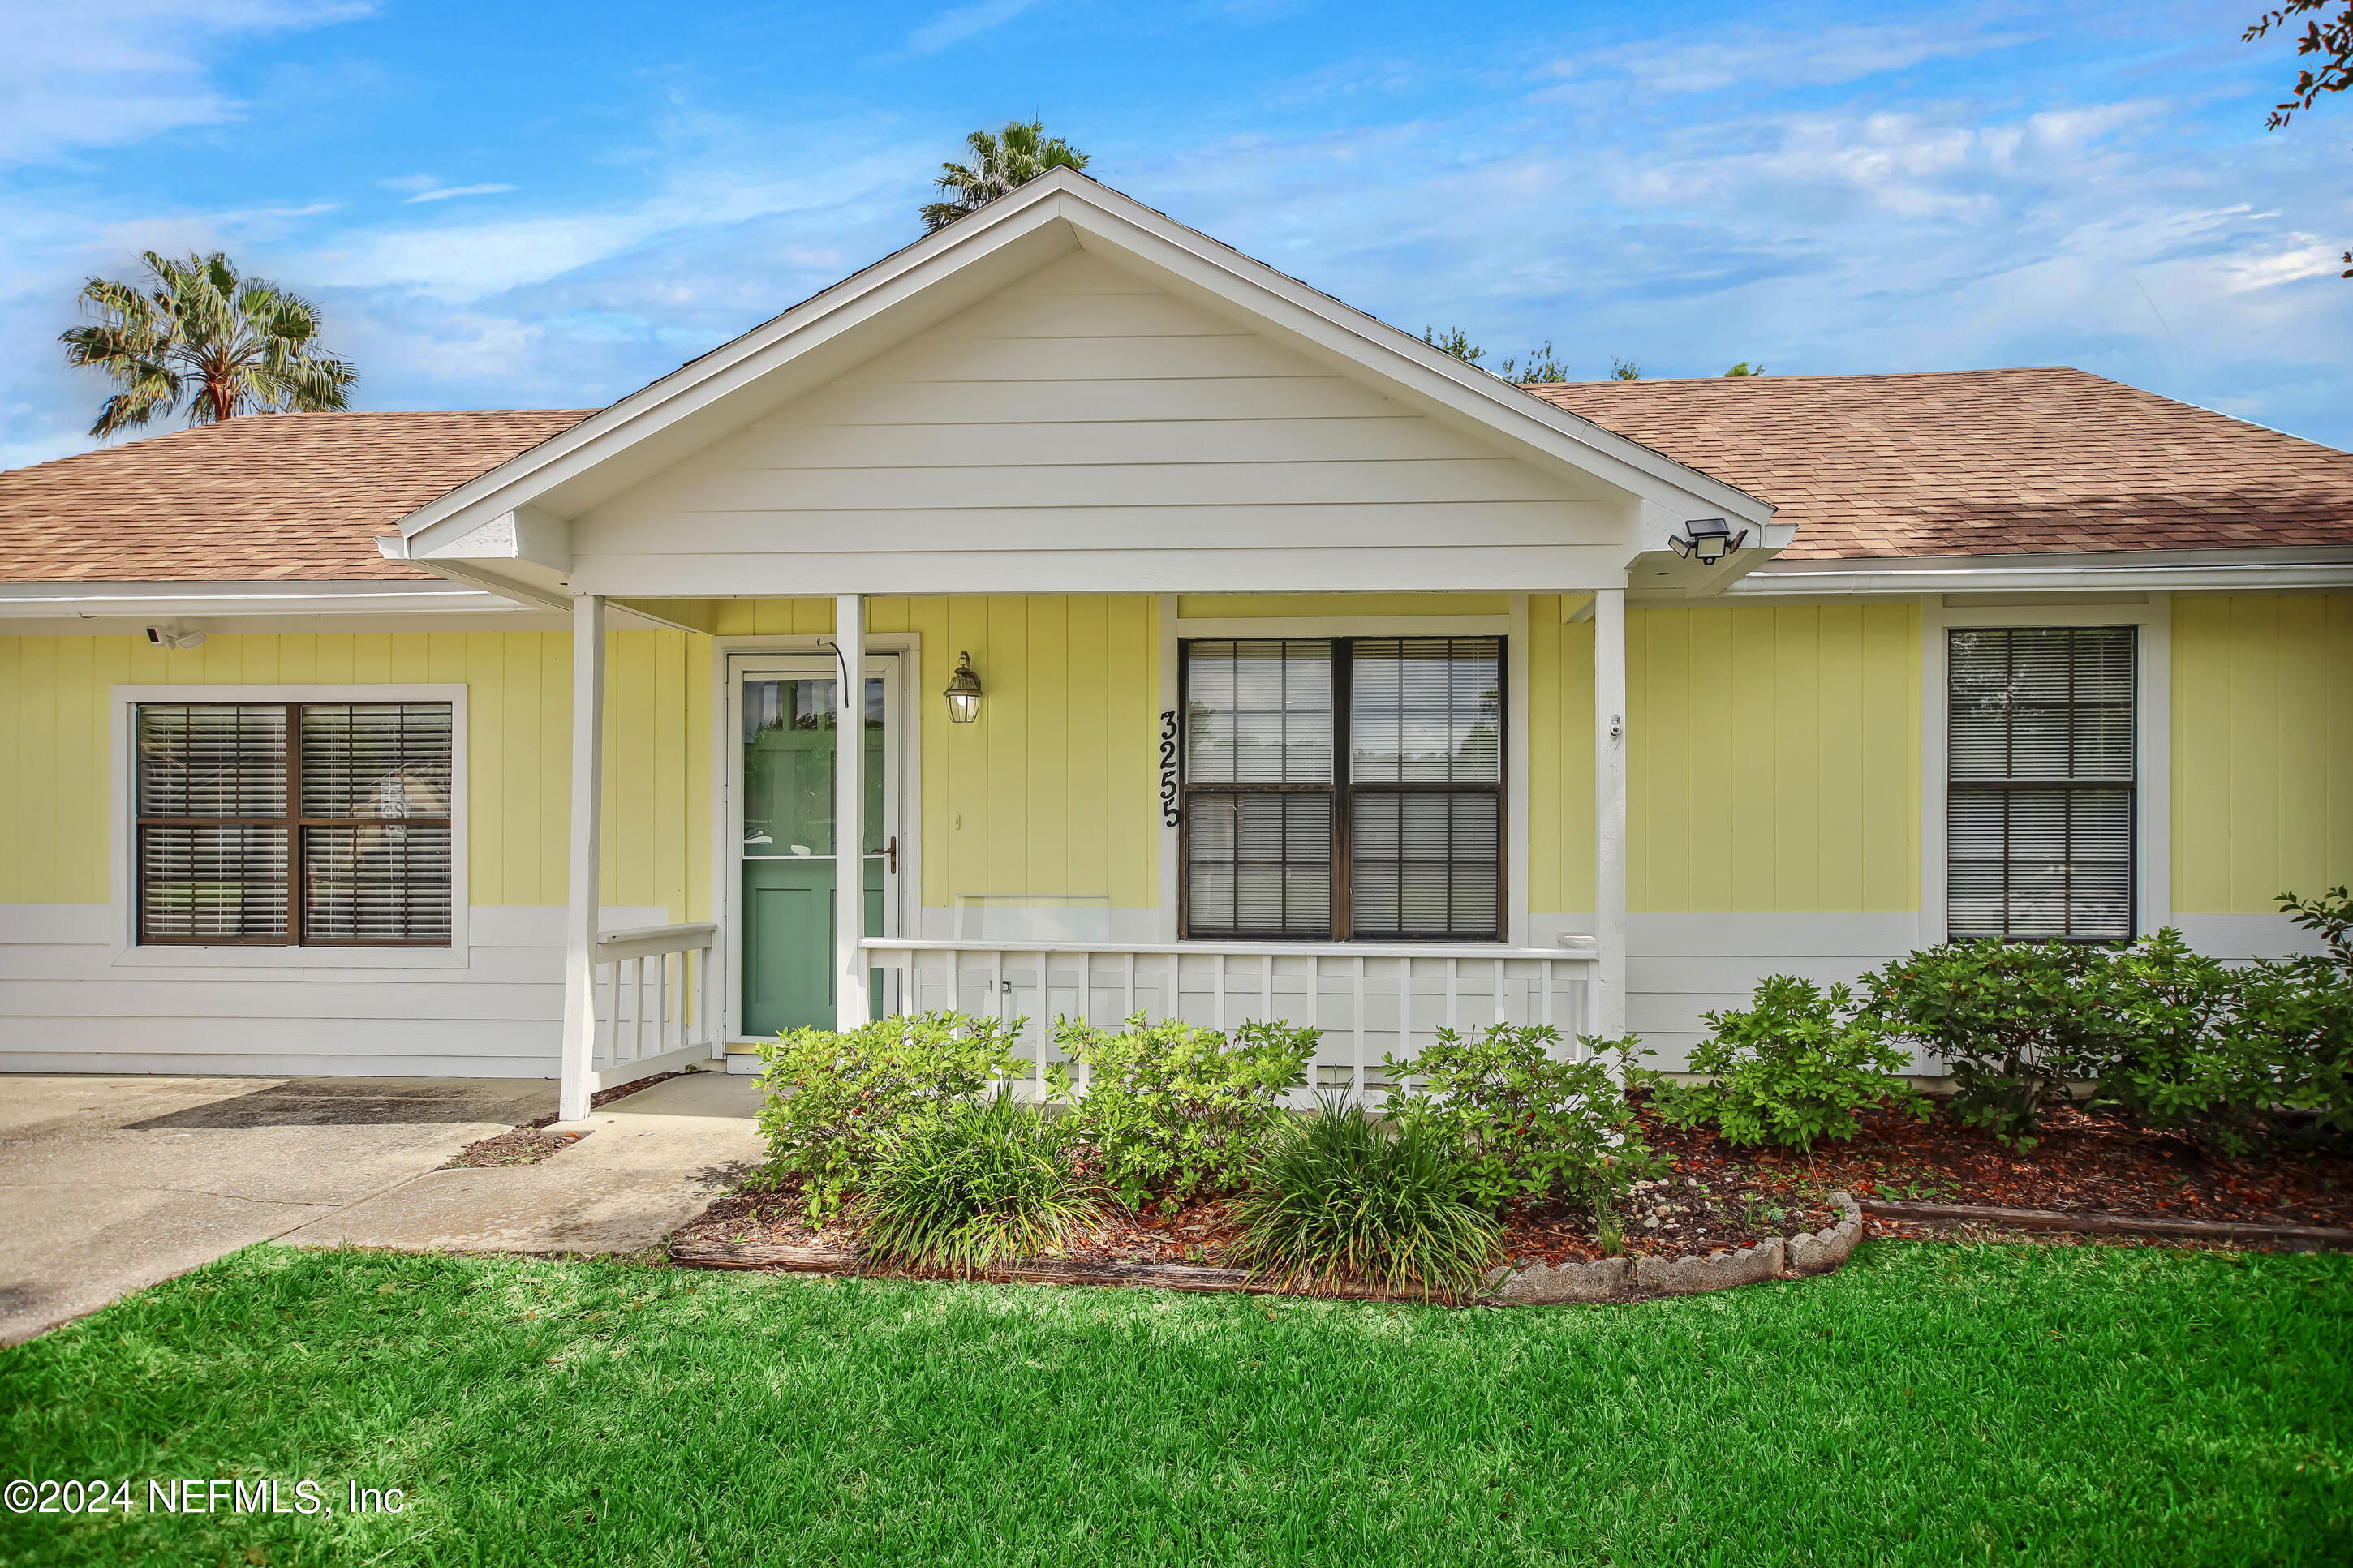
[60,251,358,436]
[921,119,1090,231]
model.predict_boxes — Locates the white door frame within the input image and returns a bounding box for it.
[716,637,920,1042]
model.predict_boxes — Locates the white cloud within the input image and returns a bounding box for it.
[1537,19,2040,98]
[1,0,374,165]
[404,183,519,204]
[906,0,1042,55]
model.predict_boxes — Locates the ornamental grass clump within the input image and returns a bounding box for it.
[858,1093,1101,1276]
[753,1011,1022,1218]
[1230,1098,1501,1303]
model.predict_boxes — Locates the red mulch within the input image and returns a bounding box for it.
[681,1166,1838,1270]
[682,1096,2349,1269]
[1641,1097,2352,1234]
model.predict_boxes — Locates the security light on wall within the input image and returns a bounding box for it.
[943,651,983,724]
[1669,518,1749,565]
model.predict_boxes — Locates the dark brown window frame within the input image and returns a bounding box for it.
[1178,636,1508,943]
[135,701,454,948]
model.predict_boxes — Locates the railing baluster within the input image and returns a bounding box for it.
[1352,956,1367,1098]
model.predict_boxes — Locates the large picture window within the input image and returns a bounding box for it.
[1181,637,1503,941]
[1946,626,2135,942]
[135,702,454,946]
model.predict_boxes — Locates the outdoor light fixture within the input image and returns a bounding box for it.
[1669,518,1749,565]
[943,651,983,724]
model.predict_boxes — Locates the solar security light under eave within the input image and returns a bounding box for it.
[1669,519,1747,565]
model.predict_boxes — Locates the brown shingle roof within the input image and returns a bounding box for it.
[0,410,590,582]
[1528,367,2353,560]
[3,368,2347,582]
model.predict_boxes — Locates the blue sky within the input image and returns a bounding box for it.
[5,0,2348,469]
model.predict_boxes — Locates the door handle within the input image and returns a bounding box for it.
[886,835,897,874]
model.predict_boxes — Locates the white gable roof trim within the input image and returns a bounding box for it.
[394,171,1775,597]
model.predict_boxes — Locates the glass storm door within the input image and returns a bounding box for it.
[733,656,896,1037]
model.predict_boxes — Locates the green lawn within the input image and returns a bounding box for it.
[2,1242,2347,1566]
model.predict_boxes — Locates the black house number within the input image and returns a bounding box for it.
[1159,710,1181,827]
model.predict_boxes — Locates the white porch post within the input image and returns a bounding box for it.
[559,593,607,1121]
[1593,586,1628,1039]
[834,594,871,1029]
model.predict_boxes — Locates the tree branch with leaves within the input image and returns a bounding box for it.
[2243,1,2353,275]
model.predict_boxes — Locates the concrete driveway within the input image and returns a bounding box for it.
[0,1074,553,1346]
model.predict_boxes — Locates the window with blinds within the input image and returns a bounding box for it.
[1946,627,2135,942]
[135,702,454,946]
[1181,637,1503,941]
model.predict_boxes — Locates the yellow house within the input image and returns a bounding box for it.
[2,171,2348,1121]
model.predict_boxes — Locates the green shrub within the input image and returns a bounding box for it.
[858,1093,1101,1276]
[1046,1014,1316,1206]
[2097,922,2353,1156]
[753,1011,1023,1218]
[2279,884,2353,971]
[1864,940,2126,1149]
[1229,1098,1502,1302]
[1381,1025,1655,1214]
[1649,976,1930,1154]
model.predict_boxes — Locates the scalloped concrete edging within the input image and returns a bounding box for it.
[1488,1192,1864,1304]
[1787,1192,1866,1275]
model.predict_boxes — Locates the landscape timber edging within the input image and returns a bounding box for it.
[1860,1198,2353,1251]
[669,1192,1868,1305]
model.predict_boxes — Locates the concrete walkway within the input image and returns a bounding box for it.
[0,1074,554,1346]
[0,1069,761,1346]
[282,1072,762,1255]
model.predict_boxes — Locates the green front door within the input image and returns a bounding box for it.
[738,663,890,1037]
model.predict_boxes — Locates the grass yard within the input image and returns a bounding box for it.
[1,1242,2347,1566]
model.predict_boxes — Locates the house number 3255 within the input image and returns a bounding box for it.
[1159,711,1181,827]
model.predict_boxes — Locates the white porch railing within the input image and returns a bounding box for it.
[591,921,721,1090]
[860,937,1601,1095]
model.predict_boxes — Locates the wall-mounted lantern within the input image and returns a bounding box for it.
[1669,518,1749,565]
[943,651,983,724]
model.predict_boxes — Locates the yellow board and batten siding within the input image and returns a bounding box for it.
[0,629,712,921]
[1625,603,1922,913]
[2173,594,2353,913]
[11,595,2353,931]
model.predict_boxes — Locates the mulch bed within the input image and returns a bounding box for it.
[1637,1095,2353,1244]
[673,1166,1838,1272]
[441,1067,700,1170]
[675,1093,2351,1269]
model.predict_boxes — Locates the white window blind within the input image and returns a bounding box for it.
[1946,626,2135,941]
[136,702,454,947]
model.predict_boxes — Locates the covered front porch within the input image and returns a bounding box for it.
[364,170,1783,1119]
[556,588,1632,1122]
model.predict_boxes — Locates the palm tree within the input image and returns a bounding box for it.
[920,120,1090,233]
[60,251,358,438]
